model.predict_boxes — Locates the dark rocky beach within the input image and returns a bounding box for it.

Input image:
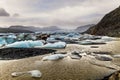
[0,48,56,60]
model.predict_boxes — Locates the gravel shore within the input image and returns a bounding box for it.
[0,40,120,80]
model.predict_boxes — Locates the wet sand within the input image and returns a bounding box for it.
[0,40,120,80]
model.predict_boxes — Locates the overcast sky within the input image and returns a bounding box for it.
[0,0,119,29]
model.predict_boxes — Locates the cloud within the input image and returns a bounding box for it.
[0,0,120,29]
[13,13,20,17]
[0,8,10,17]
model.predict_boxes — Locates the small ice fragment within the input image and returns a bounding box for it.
[42,54,67,61]
[11,72,24,77]
[113,55,120,58]
[27,70,42,78]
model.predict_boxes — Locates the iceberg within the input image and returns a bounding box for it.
[78,40,106,45]
[113,55,120,58]
[8,34,17,39]
[36,42,66,49]
[17,33,25,41]
[66,33,81,38]
[95,54,113,61]
[79,34,101,40]
[5,40,44,48]
[11,70,42,78]
[6,41,30,48]
[6,37,16,44]
[101,36,115,42]
[28,40,45,47]
[78,40,93,45]
[0,37,7,46]
[42,54,67,61]
[28,70,42,78]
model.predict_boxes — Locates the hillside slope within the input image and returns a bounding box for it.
[86,6,120,37]
[0,28,33,33]
[75,24,95,33]
[9,25,61,32]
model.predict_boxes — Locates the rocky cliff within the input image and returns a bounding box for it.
[86,6,120,37]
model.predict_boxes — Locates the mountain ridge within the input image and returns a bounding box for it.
[0,27,33,33]
[75,24,95,33]
[86,6,120,37]
[9,25,61,32]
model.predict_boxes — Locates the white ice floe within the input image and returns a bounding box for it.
[0,37,7,45]
[27,70,42,78]
[11,72,25,77]
[80,53,87,56]
[36,41,66,49]
[42,54,67,61]
[101,36,115,42]
[5,40,44,48]
[11,70,42,78]
[79,39,106,45]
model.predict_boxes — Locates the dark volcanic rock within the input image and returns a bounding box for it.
[86,6,120,37]
[102,71,120,80]
[0,48,56,60]
[0,28,33,33]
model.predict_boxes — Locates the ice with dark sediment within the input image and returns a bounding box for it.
[42,54,67,61]
[0,37,7,46]
[113,55,120,58]
[11,70,42,78]
[77,39,106,45]
[5,40,44,48]
[35,41,66,49]
[70,51,82,59]
[94,54,113,61]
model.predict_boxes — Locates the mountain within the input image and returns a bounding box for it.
[0,28,33,33]
[9,25,39,32]
[75,24,95,33]
[39,26,61,32]
[9,25,62,32]
[86,6,120,37]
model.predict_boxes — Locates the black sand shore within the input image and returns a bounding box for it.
[0,48,56,60]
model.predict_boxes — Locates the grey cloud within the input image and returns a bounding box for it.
[4,0,88,13]
[13,13,20,17]
[0,0,120,29]
[0,8,10,17]
[0,14,101,29]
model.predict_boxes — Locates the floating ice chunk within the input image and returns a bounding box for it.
[42,54,67,61]
[80,53,87,56]
[70,51,82,59]
[66,33,80,38]
[79,39,106,45]
[11,72,25,77]
[54,51,67,54]
[101,36,114,42]
[6,41,30,48]
[113,55,120,58]
[11,70,42,78]
[5,40,44,48]
[95,54,113,61]
[8,35,17,39]
[78,40,93,45]
[28,40,44,47]
[27,70,42,78]
[47,37,55,41]
[37,42,66,49]
[0,37,7,45]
